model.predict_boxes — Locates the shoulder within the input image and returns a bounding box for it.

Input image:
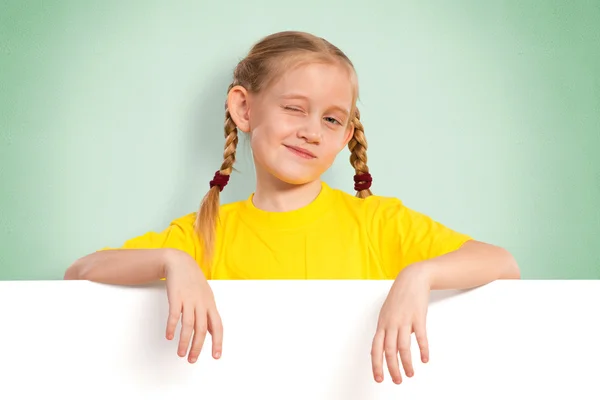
[328,186,405,219]
[165,199,248,239]
[324,186,411,240]
[168,211,196,227]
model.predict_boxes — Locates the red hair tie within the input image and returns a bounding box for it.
[354,173,372,191]
[209,171,230,192]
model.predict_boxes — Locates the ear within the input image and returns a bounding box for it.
[342,121,355,147]
[227,85,251,133]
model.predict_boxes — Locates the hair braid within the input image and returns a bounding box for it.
[348,108,373,198]
[194,98,239,268]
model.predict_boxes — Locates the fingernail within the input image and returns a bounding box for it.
[190,357,197,363]
[215,352,221,359]
[375,376,383,383]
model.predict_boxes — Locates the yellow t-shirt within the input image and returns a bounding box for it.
[100,182,472,279]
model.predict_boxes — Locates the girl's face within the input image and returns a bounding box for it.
[237,62,356,186]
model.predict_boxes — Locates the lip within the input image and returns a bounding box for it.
[284,145,316,159]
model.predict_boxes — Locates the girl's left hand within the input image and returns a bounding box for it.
[371,264,431,384]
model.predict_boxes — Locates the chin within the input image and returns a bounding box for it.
[270,166,321,186]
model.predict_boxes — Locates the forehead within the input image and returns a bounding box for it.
[265,62,355,108]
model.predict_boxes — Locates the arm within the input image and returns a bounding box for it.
[64,248,183,284]
[372,197,519,286]
[407,239,521,290]
[371,199,520,384]
[64,212,203,284]
[372,239,520,384]
[65,240,223,364]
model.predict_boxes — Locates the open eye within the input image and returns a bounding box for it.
[324,116,341,125]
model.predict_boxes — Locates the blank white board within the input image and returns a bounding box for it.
[0,280,598,399]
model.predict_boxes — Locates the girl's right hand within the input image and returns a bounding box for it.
[163,249,223,363]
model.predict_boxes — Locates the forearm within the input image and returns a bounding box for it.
[64,248,179,284]
[406,240,521,291]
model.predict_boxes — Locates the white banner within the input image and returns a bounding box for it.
[0,280,597,399]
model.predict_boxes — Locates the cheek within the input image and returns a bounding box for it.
[255,115,296,144]
[325,131,349,152]
[248,126,279,161]
[269,114,297,137]
[249,131,267,156]
[321,133,349,163]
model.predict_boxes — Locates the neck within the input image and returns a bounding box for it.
[252,171,323,212]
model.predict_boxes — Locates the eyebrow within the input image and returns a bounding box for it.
[279,93,350,116]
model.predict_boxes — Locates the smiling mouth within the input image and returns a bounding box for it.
[284,145,316,159]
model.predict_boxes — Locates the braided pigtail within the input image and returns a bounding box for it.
[348,108,373,198]
[194,93,239,268]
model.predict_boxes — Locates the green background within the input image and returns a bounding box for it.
[1,1,599,280]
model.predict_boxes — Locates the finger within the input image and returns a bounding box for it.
[398,326,414,378]
[178,304,195,358]
[384,329,402,384]
[414,321,429,363]
[370,329,385,383]
[188,307,208,363]
[208,307,224,359]
[166,299,182,341]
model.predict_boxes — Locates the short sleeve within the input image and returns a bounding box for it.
[373,197,473,278]
[97,213,205,276]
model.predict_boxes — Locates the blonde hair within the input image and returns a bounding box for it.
[194,31,373,268]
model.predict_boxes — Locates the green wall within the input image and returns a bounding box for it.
[1,0,599,280]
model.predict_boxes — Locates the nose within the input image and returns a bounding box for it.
[297,116,321,143]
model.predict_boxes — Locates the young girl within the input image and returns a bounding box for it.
[64,31,520,385]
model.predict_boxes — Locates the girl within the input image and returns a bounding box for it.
[64,31,520,385]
